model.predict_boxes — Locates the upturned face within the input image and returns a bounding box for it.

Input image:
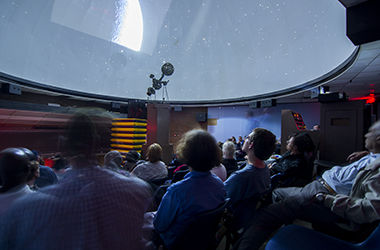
[242,132,254,153]
[365,123,380,152]
[286,136,297,154]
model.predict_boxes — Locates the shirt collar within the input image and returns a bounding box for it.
[184,170,211,179]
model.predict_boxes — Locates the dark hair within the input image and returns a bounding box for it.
[0,148,31,190]
[249,128,276,160]
[63,111,112,158]
[176,129,221,172]
[292,132,315,154]
[146,143,162,163]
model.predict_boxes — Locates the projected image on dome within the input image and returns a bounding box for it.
[0,0,356,102]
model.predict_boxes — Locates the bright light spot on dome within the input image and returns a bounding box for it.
[112,0,143,52]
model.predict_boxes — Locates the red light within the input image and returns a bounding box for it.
[366,94,376,104]
[349,93,376,103]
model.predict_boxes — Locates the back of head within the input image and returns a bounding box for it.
[0,148,31,190]
[176,129,221,172]
[146,143,162,163]
[62,110,112,165]
[104,150,123,167]
[292,132,315,154]
[250,128,276,161]
[222,141,236,159]
[125,150,141,164]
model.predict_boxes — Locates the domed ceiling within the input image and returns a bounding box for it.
[0,0,356,103]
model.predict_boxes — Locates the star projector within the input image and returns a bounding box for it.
[147,62,174,101]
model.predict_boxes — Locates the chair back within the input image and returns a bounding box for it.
[172,169,189,183]
[168,200,228,250]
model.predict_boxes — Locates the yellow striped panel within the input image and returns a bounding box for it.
[111,139,146,143]
[111,128,147,132]
[111,144,142,149]
[113,118,147,123]
[112,122,147,127]
[111,133,146,138]
[112,148,142,153]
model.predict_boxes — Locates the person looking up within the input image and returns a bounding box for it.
[224,128,276,229]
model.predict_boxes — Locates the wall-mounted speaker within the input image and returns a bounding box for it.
[1,83,22,95]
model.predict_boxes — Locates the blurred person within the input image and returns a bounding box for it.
[224,128,276,230]
[222,141,238,177]
[312,124,320,131]
[132,143,168,182]
[51,155,68,180]
[0,111,151,250]
[0,148,35,215]
[153,129,226,248]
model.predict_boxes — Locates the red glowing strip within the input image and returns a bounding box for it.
[349,94,376,104]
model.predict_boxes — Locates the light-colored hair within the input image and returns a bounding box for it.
[104,150,123,167]
[146,143,162,163]
[222,141,235,159]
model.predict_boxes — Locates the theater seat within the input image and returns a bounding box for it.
[265,224,380,250]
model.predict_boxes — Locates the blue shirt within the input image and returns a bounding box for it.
[35,165,58,188]
[153,171,226,247]
[225,164,270,205]
[323,153,380,195]
[224,164,270,228]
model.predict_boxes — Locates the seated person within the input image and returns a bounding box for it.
[222,141,238,177]
[237,120,380,250]
[132,143,168,182]
[0,112,151,250]
[123,150,141,172]
[153,129,226,248]
[269,132,315,188]
[0,148,35,215]
[224,128,276,229]
[103,150,130,177]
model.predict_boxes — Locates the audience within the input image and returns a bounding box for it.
[0,148,36,215]
[153,129,226,248]
[236,120,380,249]
[0,111,152,250]
[222,141,238,177]
[224,128,276,230]
[132,143,168,182]
[1,112,379,250]
[269,132,315,188]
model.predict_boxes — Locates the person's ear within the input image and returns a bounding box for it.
[248,141,254,150]
[376,135,380,145]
